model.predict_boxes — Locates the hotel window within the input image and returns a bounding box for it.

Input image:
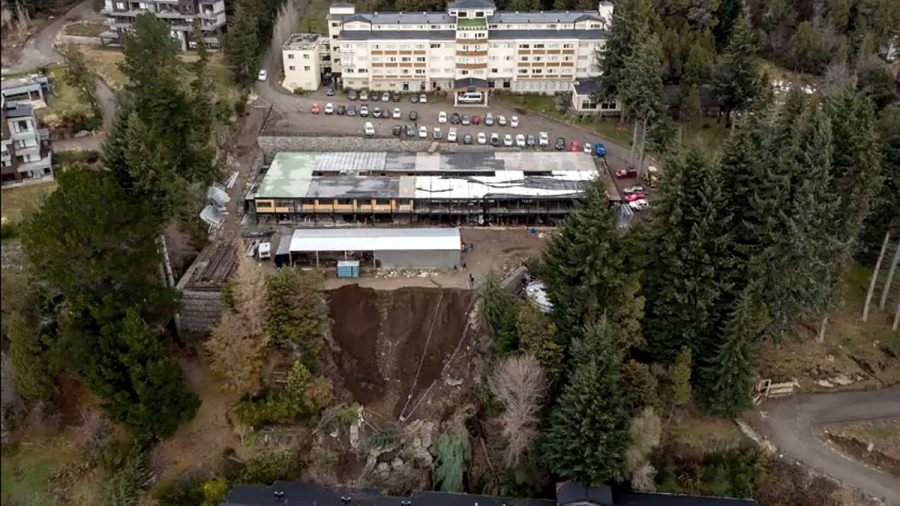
[534,56,542,61]
[288,65,295,70]
[304,66,311,71]
[563,43,573,48]
[533,43,545,48]
[578,55,588,60]
[532,68,542,74]
[491,68,498,73]
[287,54,294,59]
[518,69,527,74]
[505,55,512,60]
[460,70,469,75]
[550,43,560,48]
[401,56,411,62]
[303,53,310,59]
[275,200,293,208]
[359,68,368,73]
[335,199,352,206]
[415,69,425,74]
[416,56,425,62]
[520,56,529,61]
[518,43,530,48]
[256,201,273,208]
[489,24,498,28]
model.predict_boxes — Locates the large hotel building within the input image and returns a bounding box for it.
[283,0,613,95]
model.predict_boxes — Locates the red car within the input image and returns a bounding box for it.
[310,102,320,114]
[616,168,638,179]
[472,115,481,125]
[624,192,646,202]
[570,140,580,152]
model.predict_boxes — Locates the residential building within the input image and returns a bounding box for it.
[571,77,620,116]
[282,33,332,92]
[324,0,613,95]
[1,97,53,186]
[99,0,227,51]
[219,479,758,505]
[1,74,53,105]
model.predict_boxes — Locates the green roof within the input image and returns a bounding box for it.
[256,152,315,198]
[456,17,487,28]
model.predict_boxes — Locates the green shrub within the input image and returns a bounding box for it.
[1,221,20,241]
[235,361,333,427]
[240,451,303,485]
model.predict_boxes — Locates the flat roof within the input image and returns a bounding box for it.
[290,228,461,253]
[338,29,456,41]
[283,33,327,50]
[488,29,606,40]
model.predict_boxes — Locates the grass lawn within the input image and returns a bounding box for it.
[34,66,90,123]
[0,181,57,223]
[666,413,747,453]
[1,440,79,505]
[63,21,107,38]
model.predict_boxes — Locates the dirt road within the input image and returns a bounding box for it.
[1,0,99,75]
[758,385,900,504]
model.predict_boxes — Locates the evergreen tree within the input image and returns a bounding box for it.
[480,270,518,356]
[713,15,762,126]
[671,347,692,406]
[266,268,328,369]
[433,425,471,493]
[621,360,659,415]
[642,147,732,363]
[714,0,743,48]
[860,106,900,261]
[225,0,262,89]
[598,0,653,100]
[507,0,539,10]
[515,299,566,387]
[620,34,666,168]
[679,83,702,125]
[543,320,630,485]
[59,43,99,111]
[7,311,55,401]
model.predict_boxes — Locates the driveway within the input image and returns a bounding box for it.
[1,0,100,75]
[757,385,900,504]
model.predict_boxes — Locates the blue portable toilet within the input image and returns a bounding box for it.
[337,260,360,278]
[595,142,606,157]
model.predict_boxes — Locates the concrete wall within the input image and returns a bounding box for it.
[257,135,525,159]
[375,249,461,270]
[56,35,102,46]
[179,290,224,333]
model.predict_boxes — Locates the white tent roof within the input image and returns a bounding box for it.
[290,228,461,253]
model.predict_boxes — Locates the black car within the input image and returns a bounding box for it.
[526,134,536,147]
[392,92,401,102]
[405,124,416,137]
[392,125,402,136]
[337,105,347,115]
[450,112,461,124]
[490,134,500,147]
[326,87,335,96]
[410,94,419,103]
[347,104,357,116]
[463,134,473,145]
[555,137,566,151]
[409,110,418,121]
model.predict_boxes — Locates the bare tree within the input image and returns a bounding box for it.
[631,462,657,492]
[624,407,661,477]
[229,255,270,336]
[879,236,899,311]
[205,311,267,394]
[488,355,547,468]
[863,231,891,321]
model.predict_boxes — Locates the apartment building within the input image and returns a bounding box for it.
[100,0,227,51]
[282,34,332,92]
[1,97,53,186]
[325,0,613,95]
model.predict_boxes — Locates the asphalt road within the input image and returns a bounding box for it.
[758,384,900,505]
[1,0,98,75]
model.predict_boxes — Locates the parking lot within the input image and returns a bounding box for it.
[255,80,645,198]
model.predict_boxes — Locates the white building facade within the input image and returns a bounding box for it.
[282,34,332,91]
[325,0,613,94]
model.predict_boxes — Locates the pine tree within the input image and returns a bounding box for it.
[480,270,517,356]
[59,43,99,111]
[266,268,328,369]
[671,347,692,406]
[598,0,653,100]
[543,320,631,485]
[713,0,743,48]
[621,360,659,415]
[620,34,666,168]
[433,425,471,493]
[225,0,262,89]
[713,15,762,126]
[7,311,55,401]
[515,299,566,387]
[679,83,702,126]
[507,0,539,10]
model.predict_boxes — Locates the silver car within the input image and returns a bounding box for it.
[381,92,391,102]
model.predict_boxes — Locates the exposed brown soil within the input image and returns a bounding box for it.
[826,433,900,477]
[327,285,476,422]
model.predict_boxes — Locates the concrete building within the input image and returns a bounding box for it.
[246,151,611,227]
[282,33,332,92]
[324,0,613,96]
[1,97,53,186]
[1,75,53,106]
[288,227,462,269]
[100,0,227,50]
[571,77,620,116]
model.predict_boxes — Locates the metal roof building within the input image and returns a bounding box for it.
[289,228,461,269]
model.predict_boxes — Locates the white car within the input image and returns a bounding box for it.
[257,69,267,81]
[485,113,494,126]
[360,90,369,101]
[477,132,487,145]
[510,116,519,128]
[629,199,650,210]
[419,93,428,103]
[438,111,448,124]
[539,131,549,147]
[498,115,508,126]
[418,125,428,138]
[324,103,334,114]
[515,133,526,147]
[448,128,458,143]
[624,185,645,194]
[392,107,401,119]
[583,142,592,154]
[503,134,513,146]
[364,121,375,136]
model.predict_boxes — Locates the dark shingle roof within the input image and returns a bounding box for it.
[447,0,496,9]
[338,30,456,40]
[573,78,601,96]
[3,101,34,119]
[488,29,606,40]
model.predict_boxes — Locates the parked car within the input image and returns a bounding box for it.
[448,128,458,143]
[410,94,419,103]
[348,90,358,101]
[623,185,645,194]
[392,124,402,136]
[477,132,487,145]
[418,125,428,138]
[515,134,526,147]
[510,116,519,128]
[504,134,514,146]
[409,110,418,121]
[392,92,401,102]
[485,113,494,126]
[526,134,536,147]
[570,140,580,152]
[624,192,646,202]
[326,87,335,96]
[490,133,500,146]
[347,104,357,116]
[463,133,473,145]
[472,115,481,125]
[616,168,639,179]
[381,92,390,102]
[583,143,592,154]
[324,103,334,115]
[433,127,443,140]
[539,132,549,147]
[373,106,381,118]
[337,105,347,115]
[498,115,508,126]
[405,124,416,137]
[364,122,375,136]
[450,112,461,124]
[595,142,606,157]
[461,115,471,126]
[419,93,428,103]
[438,111,448,124]
[554,137,565,150]
[392,108,401,119]
[257,69,267,81]
[629,199,650,210]
[360,91,369,101]
[310,102,321,114]
[360,104,369,117]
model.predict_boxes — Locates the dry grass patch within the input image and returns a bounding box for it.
[827,418,900,461]
[0,180,57,223]
[665,413,747,453]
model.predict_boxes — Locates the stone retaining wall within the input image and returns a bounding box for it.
[0,243,26,272]
[57,34,102,46]
[179,289,224,333]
